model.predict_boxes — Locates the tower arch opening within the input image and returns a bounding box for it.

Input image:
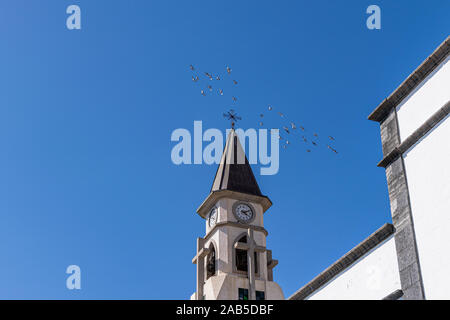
[206,243,216,279]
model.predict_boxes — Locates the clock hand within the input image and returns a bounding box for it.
[241,210,251,218]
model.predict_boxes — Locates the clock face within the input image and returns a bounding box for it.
[234,202,254,223]
[208,207,218,227]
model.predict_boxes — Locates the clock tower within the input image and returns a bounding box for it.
[191,129,284,300]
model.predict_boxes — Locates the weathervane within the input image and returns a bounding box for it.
[223,109,242,129]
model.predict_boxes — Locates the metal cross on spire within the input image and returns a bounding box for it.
[223,109,242,129]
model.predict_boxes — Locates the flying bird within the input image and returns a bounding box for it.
[232,96,237,102]
[260,114,264,118]
[216,76,221,80]
[283,126,290,134]
[192,75,199,82]
[201,90,206,96]
[327,145,338,153]
[328,136,335,141]
[314,133,318,137]
[226,66,232,74]
[268,106,273,111]
[208,85,212,91]
[219,89,224,95]
[190,65,195,71]
[290,122,297,130]
[205,72,213,80]
[277,112,284,118]
[233,80,238,85]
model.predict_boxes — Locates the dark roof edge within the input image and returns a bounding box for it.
[382,289,404,300]
[377,101,450,168]
[288,223,395,300]
[368,36,450,123]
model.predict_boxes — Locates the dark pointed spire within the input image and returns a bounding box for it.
[211,129,262,196]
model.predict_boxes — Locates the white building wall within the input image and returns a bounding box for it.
[396,56,450,142]
[307,237,401,300]
[392,52,450,299]
[403,115,450,299]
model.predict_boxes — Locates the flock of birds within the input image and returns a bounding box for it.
[188,64,338,155]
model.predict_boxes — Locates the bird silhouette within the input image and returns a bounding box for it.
[327,145,338,153]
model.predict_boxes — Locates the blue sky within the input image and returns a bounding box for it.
[0,1,448,299]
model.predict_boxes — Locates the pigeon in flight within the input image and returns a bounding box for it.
[314,133,318,137]
[190,65,195,71]
[312,141,317,146]
[219,89,224,95]
[328,136,335,141]
[205,72,213,80]
[283,126,290,134]
[327,145,338,153]
[233,80,238,85]
[216,76,221,80]
[277,112,284,118]
[268,106,273,111]
[201,90,206,96]
[192,75,199,82]
[226,66,232,74]
[290,122,297,130]
[232,96,237,102]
